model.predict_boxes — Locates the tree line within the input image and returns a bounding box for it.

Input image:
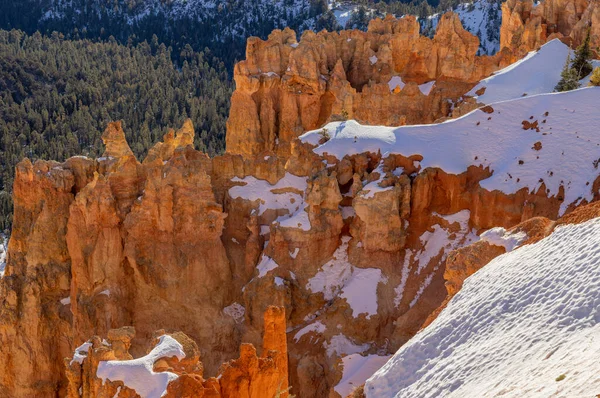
[0,29,233,232]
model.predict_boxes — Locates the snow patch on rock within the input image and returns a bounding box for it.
[97,335,185,398]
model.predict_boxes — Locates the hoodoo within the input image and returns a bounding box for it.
[0,0,599,396]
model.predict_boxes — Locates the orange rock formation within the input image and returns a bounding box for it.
[65,306,288,398]
[501,0,600,61]
[0,3,599,396]
[226,13,510,158]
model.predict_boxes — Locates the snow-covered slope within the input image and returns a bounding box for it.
[365,216,600,397]
[301,87,600,216]
[469,39,600,104]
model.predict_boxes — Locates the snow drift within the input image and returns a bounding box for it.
[365,216,600,397]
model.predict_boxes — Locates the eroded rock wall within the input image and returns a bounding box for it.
[501,0,600,61]
[226,12,510,158]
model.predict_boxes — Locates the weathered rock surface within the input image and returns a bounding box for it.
[226,12,509,158]
[501,0,600,61]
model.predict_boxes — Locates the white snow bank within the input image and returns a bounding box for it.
[388,76,405,91]
[256,255,279,278]
[0,236,6,278]
[480,226,528,252]
[366,217,600,398]
[70,341,92,365]
[335,354,391,398]
[468,39,570,104]
[294,321,327,342]
[300,88,600,215]
[307,237,386,318]
[419,81,435,96]
[324,334,370,357]
[359,162,393,199]
[97,335,185,398]
[228,173,307,216]
[395,211,478,307]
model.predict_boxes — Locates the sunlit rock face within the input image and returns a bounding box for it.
[226,12,510,158]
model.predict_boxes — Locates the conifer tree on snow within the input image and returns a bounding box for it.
[555,52,581,92]
[571,28,593,79]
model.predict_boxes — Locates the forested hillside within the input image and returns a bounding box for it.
[0,29,232,232]
[0,0,500,68]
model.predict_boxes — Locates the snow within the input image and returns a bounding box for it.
[277,206,311,231]
[341,206,356,219]
[468,40,571,104]
[366,217,600,398]
[274,277,285,286]
[307,237,354,301]
[359,163,393,199]
[418,81,435,96]
[256,255,279,278]
[480,226,528,252]
[409,273,434,308]
[415,210,477,274]
[294,321,327,342]
[394,211,477,307]
[393,249,412,307]
[0,236,7,278]
[369,55,378,65]
[70,341,92,365]
[223,302,245,323]
[388,76,405,92]
[228,173,307,216]
[307,237,386,318]
[289,247,300,259]
[340,267,386,318]
[335,354,391,398]
[300,88,600,216]
[324,334,370,357]
[97,335,185,398]
[469,39,600,104]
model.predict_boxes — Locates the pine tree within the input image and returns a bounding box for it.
[571,28,593,80]
[590,67,600,87]
[555,52,581,92]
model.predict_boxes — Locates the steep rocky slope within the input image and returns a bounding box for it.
[0,1,599,397]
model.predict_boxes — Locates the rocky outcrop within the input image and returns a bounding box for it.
[501,0,600,61]
[65,306,288,398]
[226,13,509,158]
